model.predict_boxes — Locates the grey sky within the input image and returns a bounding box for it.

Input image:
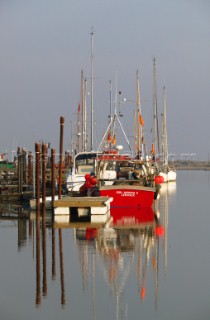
[0,0,210,160]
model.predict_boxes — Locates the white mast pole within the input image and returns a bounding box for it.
[163,85,168,165]
[90,28,94,151]
[153,58,160,158]
[81,69,85,151]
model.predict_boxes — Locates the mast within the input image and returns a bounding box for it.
[84,78,88,151]
[81,69,85,152]
[109,80,112,126]
[77,103,81,153]
[152,58,160,158]
[136,70,141,157]
[162,85,168,166]
[90,28,94,151]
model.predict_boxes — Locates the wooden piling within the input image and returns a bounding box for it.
[28,151,33,186]
[58,116,64,199]
[22,148,27,185]
[51,148,55,207]
[42,143,47,213]
[35,143,41,217]
[17,147,23,196]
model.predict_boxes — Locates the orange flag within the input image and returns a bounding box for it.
[151,144,155,155]
[107,131,112,142]
[139,115,144,126]
[111,133,116,145]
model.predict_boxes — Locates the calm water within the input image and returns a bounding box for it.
[1,170,210,320]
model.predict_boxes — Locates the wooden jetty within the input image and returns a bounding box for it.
[53,196,113,215]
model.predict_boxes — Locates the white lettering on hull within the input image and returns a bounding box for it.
[116,191,138,197]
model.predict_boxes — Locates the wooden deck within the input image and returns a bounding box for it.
[53,196,112,208]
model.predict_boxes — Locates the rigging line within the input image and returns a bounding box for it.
[116,116,132,152]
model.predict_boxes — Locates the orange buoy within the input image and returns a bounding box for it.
[155,225,165,237]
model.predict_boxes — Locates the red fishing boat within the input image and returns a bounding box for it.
[100,184,155,208]
[78,151,160,208]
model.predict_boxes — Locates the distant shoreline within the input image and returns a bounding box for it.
[169,161,210,171]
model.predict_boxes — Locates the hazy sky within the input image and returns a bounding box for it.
[0,0,210,160]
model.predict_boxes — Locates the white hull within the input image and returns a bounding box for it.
[66,173,86,192]
[167,170,177,182]
[159,169,176,182]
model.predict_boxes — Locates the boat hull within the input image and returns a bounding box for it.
[100,185,155,208]
[159,169,176,182]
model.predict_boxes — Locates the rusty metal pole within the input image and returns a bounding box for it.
[28,152,33,186]
[17,147,21,194]
[51,148,55,208]
[35,143,41,217]
[42,143,47,213]
[58,116,64,199]
[22,148,27,186]
[17,147,23,195]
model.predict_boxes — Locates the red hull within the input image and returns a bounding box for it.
[100,186,155,207]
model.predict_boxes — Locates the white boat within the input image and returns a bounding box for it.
[66,151,99,192]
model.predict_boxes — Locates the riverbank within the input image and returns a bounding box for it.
[169,161,210,171]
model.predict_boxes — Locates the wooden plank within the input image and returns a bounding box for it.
[53,196,112,208]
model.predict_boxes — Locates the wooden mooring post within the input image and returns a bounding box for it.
[17,147,23,197]
[42,143,47,214]
[35,143,41,218]
[58,116,64,199]
[28,151,33,186]
[51,148,55,207]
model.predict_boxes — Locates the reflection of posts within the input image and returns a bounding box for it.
[42,213,47,297]
[36,219,41,306]
[59,229,66,305]
[52,226,56,280]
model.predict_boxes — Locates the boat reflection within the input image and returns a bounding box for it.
[30,188,171,313]
[74,205,166,314]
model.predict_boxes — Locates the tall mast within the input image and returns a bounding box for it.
[77,103,81,153]
[153,58,160,158]
[90,28,94,151]
[84,78,88,151]
[109,80,112,126]
[81,69,85,152]
[162,85,168,166]
[136,70,141,156]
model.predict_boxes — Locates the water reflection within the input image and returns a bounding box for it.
[5,184,175,314]
[33,207,66,308]
[71,202,169,315]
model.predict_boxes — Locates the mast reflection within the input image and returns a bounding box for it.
[73,203,167,316]
[29,182,175,312]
